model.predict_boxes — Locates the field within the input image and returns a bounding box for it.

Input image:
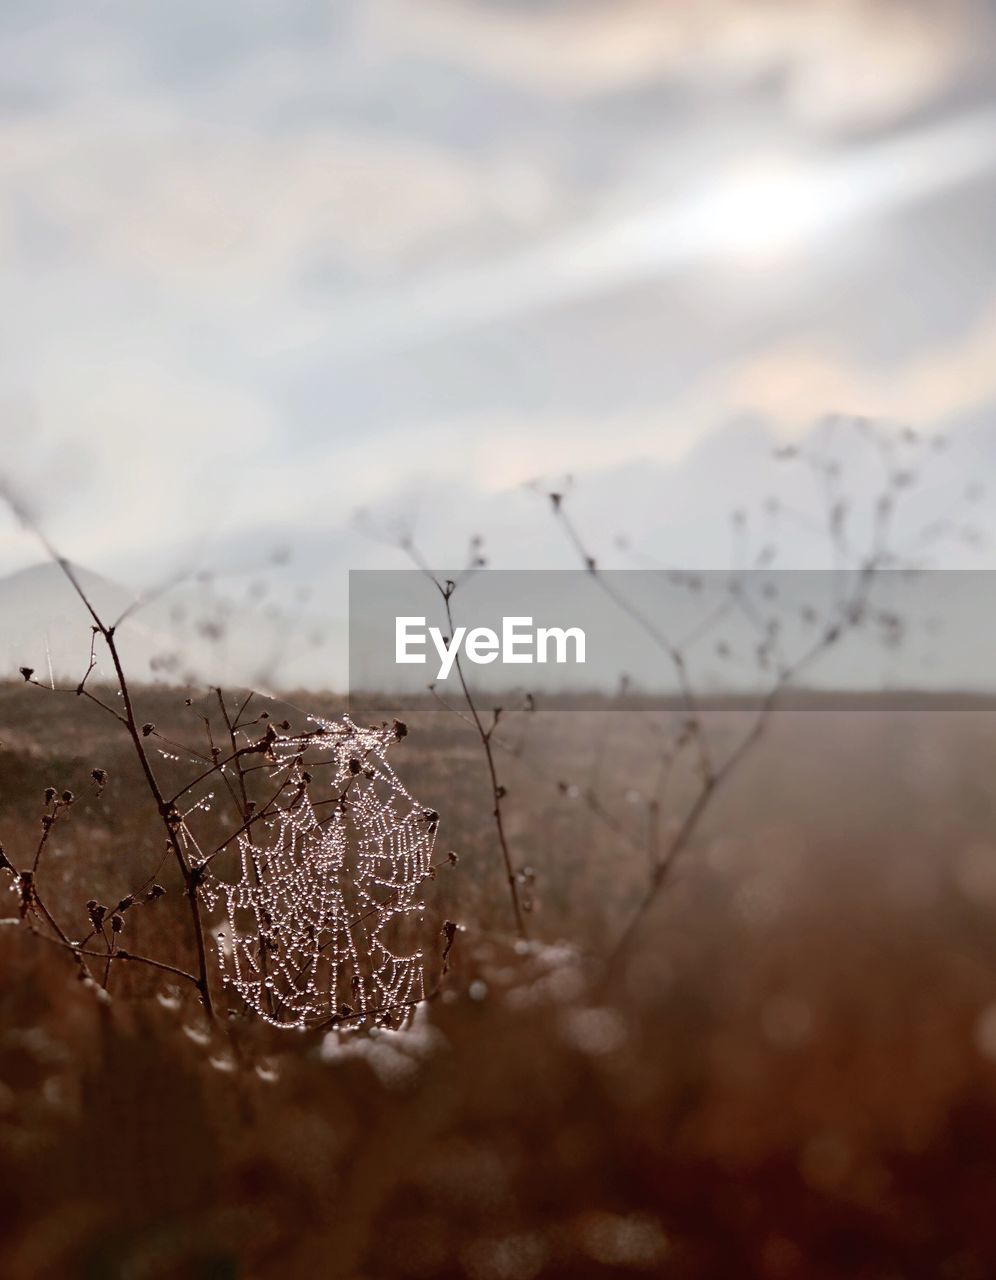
[2,678,996,1278]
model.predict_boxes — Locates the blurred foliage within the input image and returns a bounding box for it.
[3,684,996,1277]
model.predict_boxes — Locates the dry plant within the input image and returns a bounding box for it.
[530,418,985,962]
[354,516,533,940]
[405,549,530,941]
[0,425,994,1277]
[354,420,985,972]
[0,418,984,1019]
[0,493,453,1032]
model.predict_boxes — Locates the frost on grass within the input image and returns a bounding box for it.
[202,717,437,1030]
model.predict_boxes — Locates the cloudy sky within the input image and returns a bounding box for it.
[1,0,995,604]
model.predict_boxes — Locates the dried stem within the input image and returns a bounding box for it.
[400,538,528,939]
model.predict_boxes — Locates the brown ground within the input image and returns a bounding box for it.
[2,681,996,1278]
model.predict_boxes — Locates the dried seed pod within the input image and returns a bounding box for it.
[18,870,34,917]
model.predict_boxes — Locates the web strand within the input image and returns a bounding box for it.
[201,717,435,1030]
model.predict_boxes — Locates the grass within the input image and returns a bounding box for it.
[2,681,996,1277]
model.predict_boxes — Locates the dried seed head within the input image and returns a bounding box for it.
[18,870,34,916]
[19,666,33,682]
[91,768,107,787]
[110,913,124,933]
[44,786,57,804]
[147,884,166,900]
[393,719,408,741]
[142,723,155,737]
[61,790,74,805]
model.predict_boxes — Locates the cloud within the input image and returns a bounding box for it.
[0,354,277,572]
[274,108,996,359]
[729,298,996,436]
[0,0,993,592]
[366,0,983,128]
[0,109,501,296]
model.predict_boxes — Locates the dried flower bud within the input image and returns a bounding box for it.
[19,666,34,682]
[61,790,74,805]
[91,768,107,788]
[441,918,459,973]
[142,723,155,736]
[87,901,107,932]
[44,786,56,804]
[115,894,135,913]
[18,870,34,917]
[393,719,408,741]
[147,884,166,900]
[110,913,124,933]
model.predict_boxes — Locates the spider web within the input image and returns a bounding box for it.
[202,716,437,1030]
